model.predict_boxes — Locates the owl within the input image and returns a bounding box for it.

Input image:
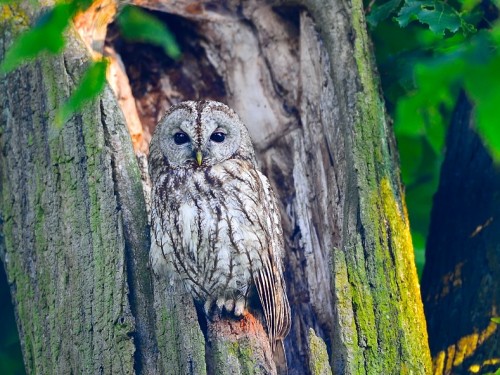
[148,100,290,349]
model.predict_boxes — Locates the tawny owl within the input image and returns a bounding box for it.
[149,100,290,348]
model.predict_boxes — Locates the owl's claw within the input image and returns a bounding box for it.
[205,296,245,317]
[204,299,214,316]
[224,299,235,312]
[234,297,245,316]
[216,297,225,311]
[217,297,236,315]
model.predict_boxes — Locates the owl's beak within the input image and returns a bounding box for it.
[195,150,203,166]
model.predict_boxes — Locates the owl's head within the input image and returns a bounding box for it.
[149,101,256,171]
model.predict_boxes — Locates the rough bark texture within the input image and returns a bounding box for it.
[421,94,500,375]
[0,0,431,374]
[0,4,157,374]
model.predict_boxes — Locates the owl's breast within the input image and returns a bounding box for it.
[153,162,270,301]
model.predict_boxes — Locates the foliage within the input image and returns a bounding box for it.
[0,2,77,73]
[117,5,181,59]
[368,0,477,34]
[367,0,500,274]
[398,0,476,34]
[0,0,180,126]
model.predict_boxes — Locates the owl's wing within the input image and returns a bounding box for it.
[253,171,291,350]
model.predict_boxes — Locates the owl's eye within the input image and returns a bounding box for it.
[210,132,226,143]
[173,132,189,145]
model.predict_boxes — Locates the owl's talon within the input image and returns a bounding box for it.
[204,299,213,316]
[224,299,235,312]
[216,297,225,311]
[234,298,245,316]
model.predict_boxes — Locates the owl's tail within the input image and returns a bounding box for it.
[254,263,291,351]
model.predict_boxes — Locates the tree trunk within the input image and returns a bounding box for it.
[0,0,431,374]
[421,93,500,375]
[0,4,158,374]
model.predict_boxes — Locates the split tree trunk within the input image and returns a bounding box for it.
[421,94,500,375]
[0,0,431,374]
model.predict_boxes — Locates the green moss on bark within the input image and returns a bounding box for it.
[211,338,258,374]
[308,328,333,375]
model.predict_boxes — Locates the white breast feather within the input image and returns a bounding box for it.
[178,202,198,257]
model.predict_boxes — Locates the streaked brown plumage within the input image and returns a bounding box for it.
[149,100,290,349]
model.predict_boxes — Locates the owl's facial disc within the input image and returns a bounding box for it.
[198,109,242,166]
[152,101,255,169]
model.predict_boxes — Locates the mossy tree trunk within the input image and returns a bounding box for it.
[0,3,158,374]
[0,0,431,374]
[421,94,500,375]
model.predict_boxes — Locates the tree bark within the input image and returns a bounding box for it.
[421,93,500,375]
[0,3,158,374]
[0,0,431,374]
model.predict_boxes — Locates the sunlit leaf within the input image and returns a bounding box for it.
[0,0,97,73]
[116,5,181,59]
[367,0,403,27]
[397,135,424,185]
[465,55,500,162]
[492,21,500,44]
[458,0,482,12]
[396,0,474,35]
[424,106,446,153]
[396,58,464,154]
[395,96,426,137]
[55,59,109,126]
[492,317,500,324]
[0,2,77,73]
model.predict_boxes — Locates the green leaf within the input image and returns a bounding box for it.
[396,58,464,153]
[0,0,97,73]
[492,317,500,324]
[396,0,471,35]
[0,2,76,73]
[367,0,403,27]
[396,135,424,185]
[395,96,427,137]
[424,106,446,153]
[458,0,482,12]
[116,5,181,59]
[464,54,500,162]
[492,25,500,46]
[55,59,109,126]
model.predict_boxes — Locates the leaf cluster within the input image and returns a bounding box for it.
[367,0,500,274]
